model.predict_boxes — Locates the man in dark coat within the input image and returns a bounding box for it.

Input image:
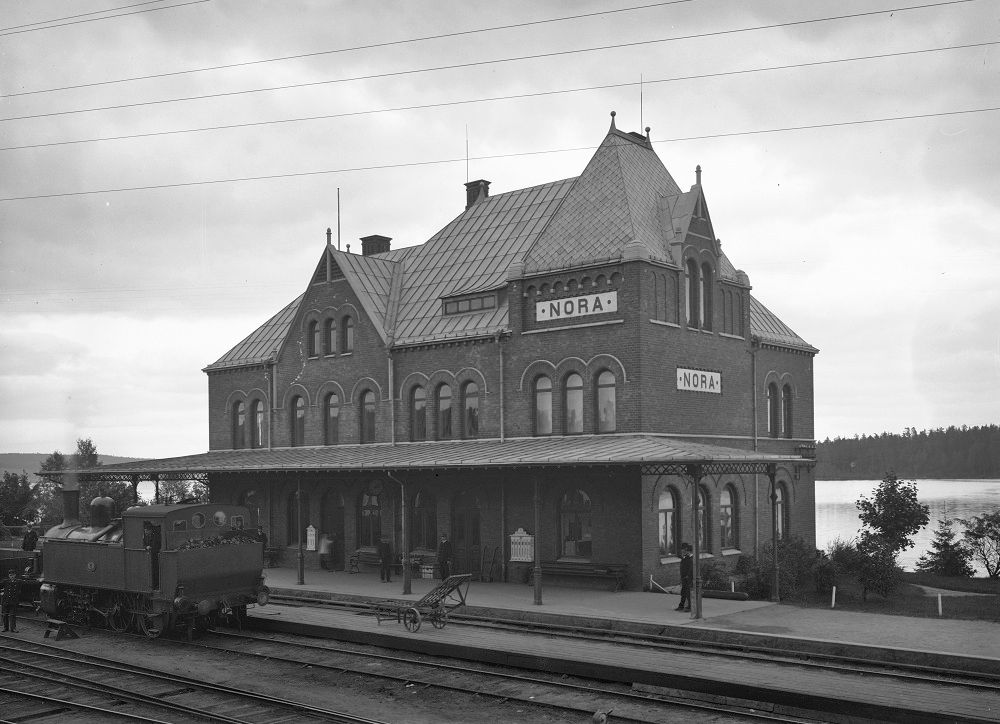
[675,542,693,612]
[437,532,453,580]
[377,537,393,583]
[2,569,22,632]
[21,527,38,552]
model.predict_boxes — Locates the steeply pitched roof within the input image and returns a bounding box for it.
[204,294,301,371]
[206,120,815,369]
[390,178,574,345]
[750,295,818,353]
[523,127,682,274]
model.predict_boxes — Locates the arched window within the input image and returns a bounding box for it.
[565,373,583,434]
[596,371,616,433]
[358,489,381,548]
[462,382,479,438]
[767,383,779,438]
[250,400,264,448]
[720,485,738,549]
[775,483,788,539]
[697,486,710,552]
[782,384,793,438]
[307,320,320,357]
[341,316,354,353]
[291,396,305,446]
[658,487,679,557]
[559,489,592,559]
[685,259,699,327]
[286,489,311,546]
[324,393,340,445]
[534,376,552,435]
[701,262,713,330]
[437,384,452,439]
[232,401,246,449]
[411,386,426,441]
[325,318,337,355]
[413,492,437,551]
[360,390,376,443]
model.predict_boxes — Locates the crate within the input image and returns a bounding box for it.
[421,565,435,579]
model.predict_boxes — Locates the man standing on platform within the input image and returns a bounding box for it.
[438,532,453,580]
[675,542,692,612]
[377,536,393,583]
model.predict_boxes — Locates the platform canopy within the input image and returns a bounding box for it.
[42,434,812,484]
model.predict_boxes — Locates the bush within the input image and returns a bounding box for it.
[734,536,824,600]
[812,554,837,593]
[699,559,730,590]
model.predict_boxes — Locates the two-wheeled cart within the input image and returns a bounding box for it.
[373,573,471,633]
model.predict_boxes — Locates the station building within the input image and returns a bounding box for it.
[84,115,818,593]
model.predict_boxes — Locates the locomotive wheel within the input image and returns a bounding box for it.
[402,607,421,632]
[430,607,448,629]
[107,593,133,633]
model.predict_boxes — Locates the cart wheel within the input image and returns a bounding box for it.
[431,608,448,629]
[402,607,421,632]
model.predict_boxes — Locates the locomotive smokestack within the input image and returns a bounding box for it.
[59,476,82,529]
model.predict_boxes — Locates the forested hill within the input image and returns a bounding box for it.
[0,453,145,480]
[815,425,1000,480]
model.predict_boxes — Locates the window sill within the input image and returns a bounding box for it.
[340,352,353,357]
[722,548,742,556]
[660,556,681,565]
[697,552,714,560]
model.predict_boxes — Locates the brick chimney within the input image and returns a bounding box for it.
[465,179,490,209]
[360,235,391,256]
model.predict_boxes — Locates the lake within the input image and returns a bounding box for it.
[815,479,1000,576]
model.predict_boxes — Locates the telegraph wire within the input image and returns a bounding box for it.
[0,0,210,36]
[2,105,997,203]
[0,0,975,122]
[2,40,993,152]
[5,0,694,96]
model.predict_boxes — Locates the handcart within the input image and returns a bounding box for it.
[373,573,471,633]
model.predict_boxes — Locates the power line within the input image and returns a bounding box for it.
[3,105,997,203]
[0,0,211,37]
[3,40,993,152]
[0,0,975,123]
[5,0,694,96]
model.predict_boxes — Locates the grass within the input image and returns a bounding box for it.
[783,573,999,622]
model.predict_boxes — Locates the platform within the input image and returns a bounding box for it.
[254,566,1000,723]
[260,565,1000,663]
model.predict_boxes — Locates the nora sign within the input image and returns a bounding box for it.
[536,291,618,321]
[677,368,722,394]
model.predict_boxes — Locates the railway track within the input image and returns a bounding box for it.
[172,627,825,723]
[0,635,390,724]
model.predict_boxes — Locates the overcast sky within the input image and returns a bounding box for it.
[1,0,997,461]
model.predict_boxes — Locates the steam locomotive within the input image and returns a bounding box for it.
[39,485,269,638]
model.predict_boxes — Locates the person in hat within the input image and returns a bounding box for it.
[437,532,453,580]
[2,569,22,633]
[377,536,393,583]
[675,542,693,612]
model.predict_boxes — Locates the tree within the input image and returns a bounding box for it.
[0,471,37,526]
[853,470,930,600]
[915,518,975,577]
[956,510,1000,579]
[34,438,135,527]
[857,471,930,555]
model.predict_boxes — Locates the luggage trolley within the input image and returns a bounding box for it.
[373,573,471,632]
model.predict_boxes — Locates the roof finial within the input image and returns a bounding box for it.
[645,126,651,141]
[610,110,617,130]
[696,165,702,185]
[326,227,332,246]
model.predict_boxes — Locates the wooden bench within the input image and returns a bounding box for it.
[264,547,281,568]
[349,550,380,574]
[530,561,628,591]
